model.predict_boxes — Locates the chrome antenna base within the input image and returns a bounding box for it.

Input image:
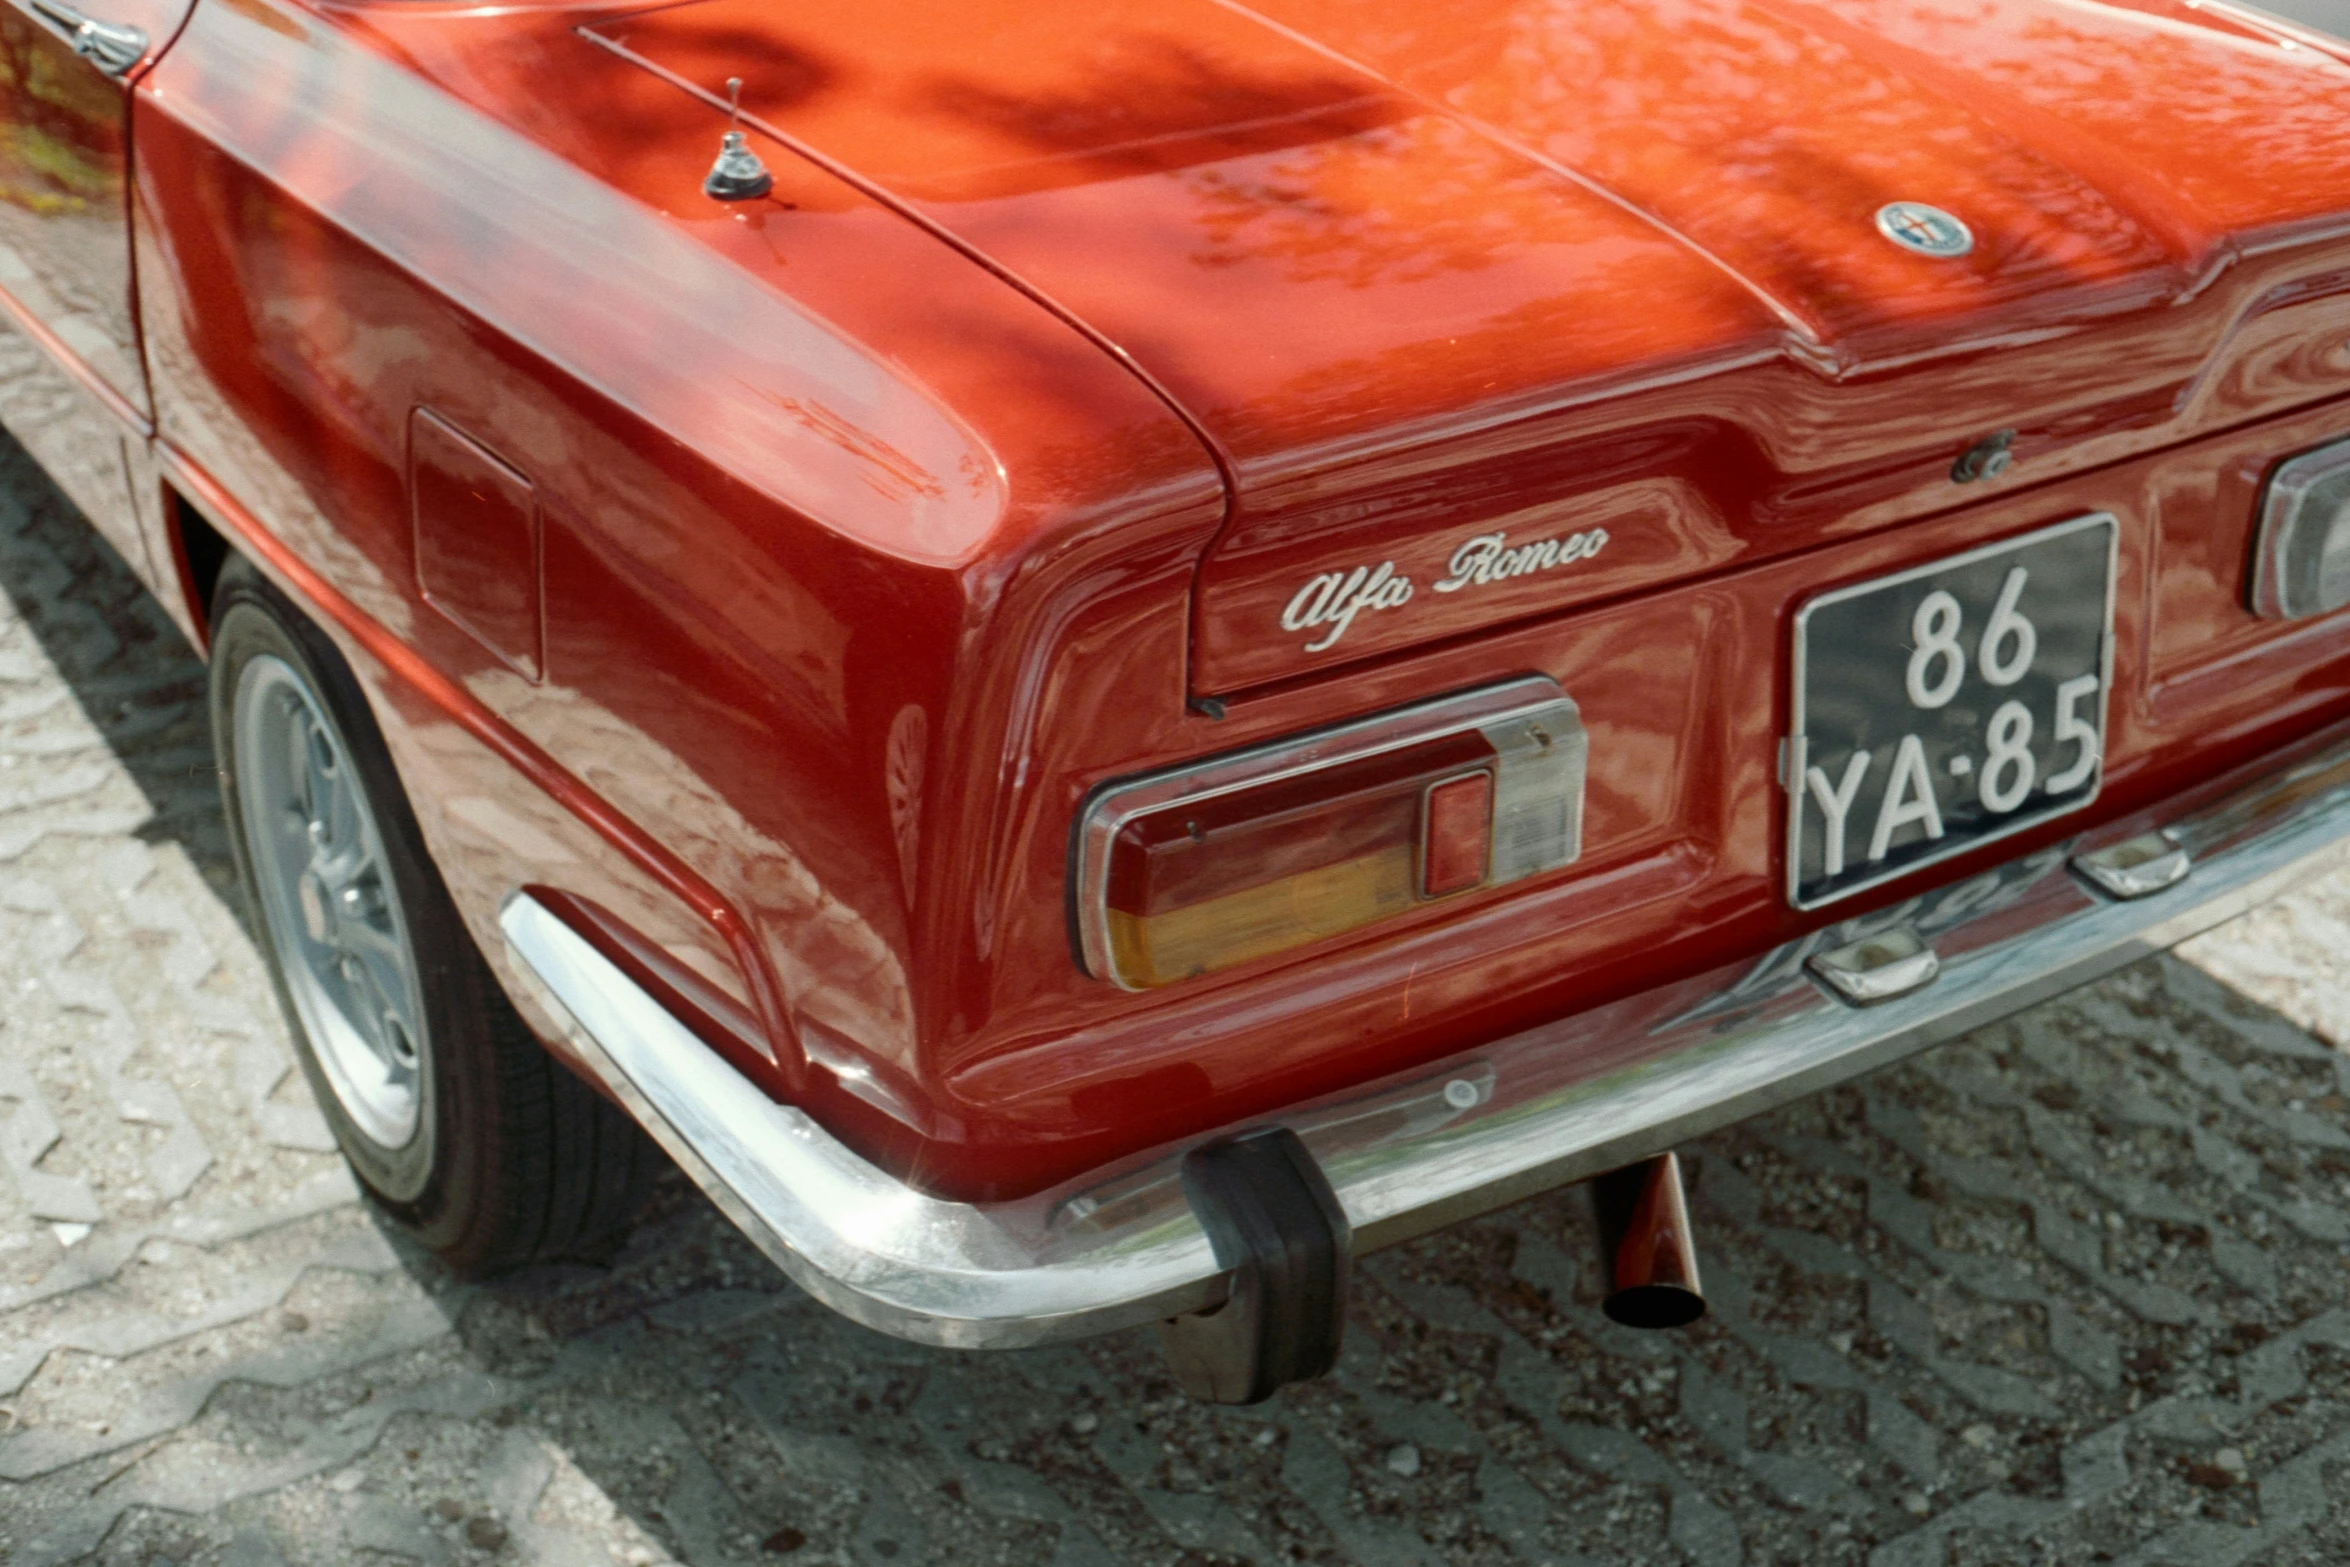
[705,78,773,202]
[704,130,773,202]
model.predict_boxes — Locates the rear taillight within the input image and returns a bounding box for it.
[1074,678,1586,989]
[2251,435,2350,619]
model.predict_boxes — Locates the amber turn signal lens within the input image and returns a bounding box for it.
[1074,679,1587,990]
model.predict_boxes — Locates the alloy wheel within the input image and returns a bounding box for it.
[232,653,427,1150]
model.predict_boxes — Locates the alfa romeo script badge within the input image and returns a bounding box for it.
[1281,525,1610,652]
[1875,201,1973,259]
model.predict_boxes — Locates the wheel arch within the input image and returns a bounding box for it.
[160,479,233,651]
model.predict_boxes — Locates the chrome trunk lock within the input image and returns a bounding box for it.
[2072,831,2191,900]
[1951,429,2016,484]
[1806,926,1940,1006]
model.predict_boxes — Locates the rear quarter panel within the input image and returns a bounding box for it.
[129,0,1225,1178]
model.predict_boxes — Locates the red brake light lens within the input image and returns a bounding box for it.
[1075,679,1585,989]
[1421,771,1494,898]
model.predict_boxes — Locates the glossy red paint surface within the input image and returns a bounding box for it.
[128,0,1227,1180]
[0,0,2339,1202]
[410,407,542,681]
[588,0,2350,691]
[0,0,191,588]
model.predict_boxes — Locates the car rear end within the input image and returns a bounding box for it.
[505,0,2350,1397]
[506,373,2350,1391]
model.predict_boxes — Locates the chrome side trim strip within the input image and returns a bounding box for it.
[502,717,2350,1347]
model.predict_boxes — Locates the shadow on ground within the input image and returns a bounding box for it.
[0,440,238,911]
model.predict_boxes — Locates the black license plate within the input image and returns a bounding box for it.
[1786,514,2116,909]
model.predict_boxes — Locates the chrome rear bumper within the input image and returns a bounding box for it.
[498,720,2350,1349]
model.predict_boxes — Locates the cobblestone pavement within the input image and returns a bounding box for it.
[4,441,2350,1567]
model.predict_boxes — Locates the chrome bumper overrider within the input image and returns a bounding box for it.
[498,721,2350,1349]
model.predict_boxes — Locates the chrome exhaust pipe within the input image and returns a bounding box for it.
[1589,1151,1705,1329]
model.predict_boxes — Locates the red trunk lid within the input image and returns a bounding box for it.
[589,0,2350,690]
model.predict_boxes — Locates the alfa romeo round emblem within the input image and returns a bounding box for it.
[1875,201,1974,258]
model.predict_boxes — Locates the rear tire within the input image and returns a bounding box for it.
[209,556,652,1270]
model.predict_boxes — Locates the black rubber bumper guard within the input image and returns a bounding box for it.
[1158,1128,1352,1404]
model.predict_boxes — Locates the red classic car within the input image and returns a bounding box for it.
[15,0,2350,1401]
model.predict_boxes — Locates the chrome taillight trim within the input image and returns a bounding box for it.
[1071,676,1586,989]
[2250,435,2350,620]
